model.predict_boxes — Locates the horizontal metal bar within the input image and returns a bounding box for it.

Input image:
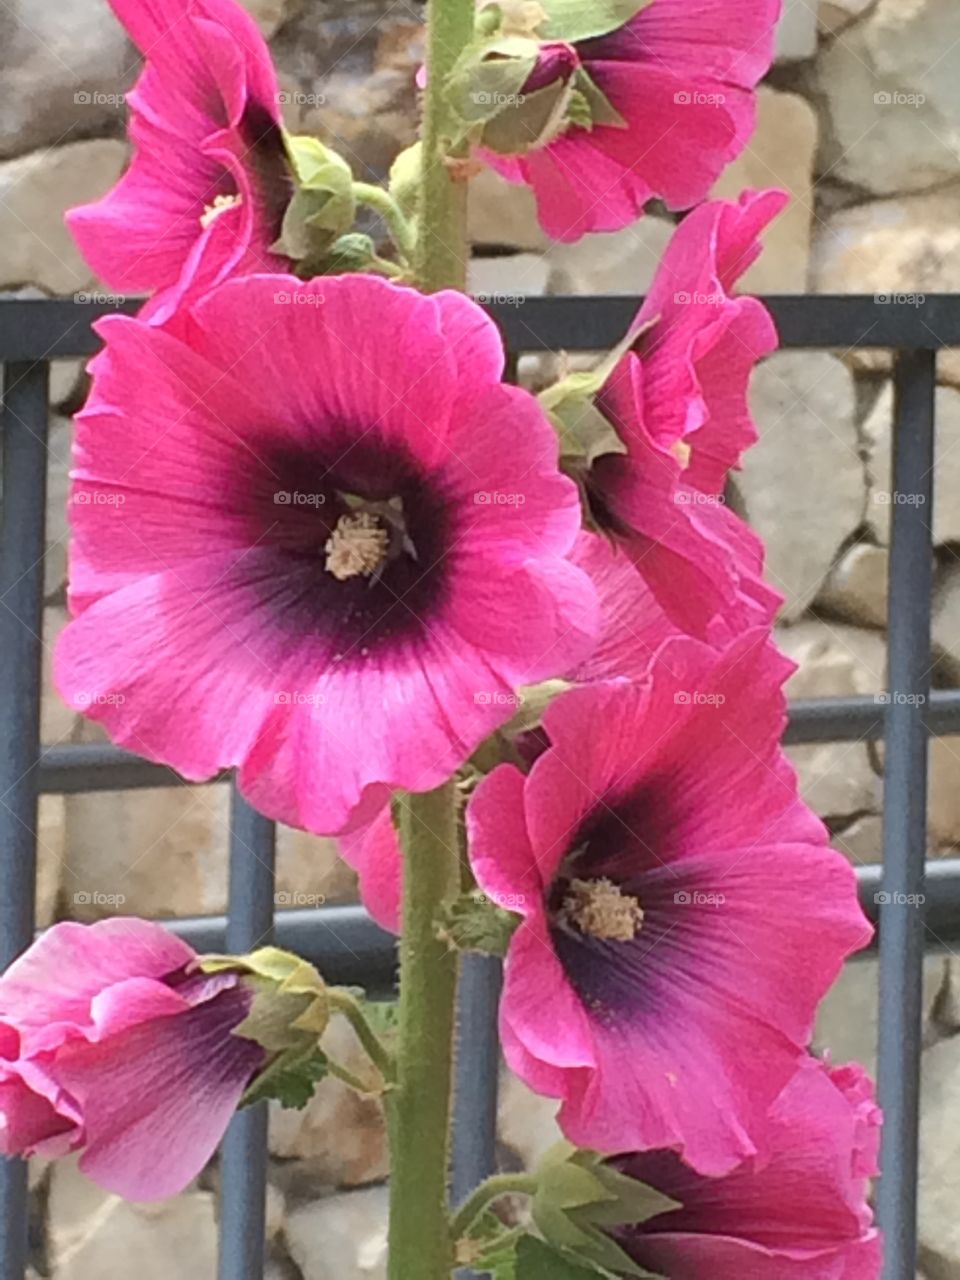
[35,691,960,794]
[785,691,960,744]
[169,904,398,993]
[2,295,960,361]
[155,860,960,986]
[38,743,229,792]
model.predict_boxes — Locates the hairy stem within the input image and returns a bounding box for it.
[386,783,462,1280]
[412,0,476,292]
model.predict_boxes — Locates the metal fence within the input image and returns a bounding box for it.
[1,293,959,1280]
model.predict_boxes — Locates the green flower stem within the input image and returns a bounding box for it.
[328,988,396,1083]
[325,1058,378,1095]
[387,782,462,1280]
[353,182,417,261]
[450,1173,540,1240]
[385,0,475,1270]
[413,0,476,292]
[368,255,406,279]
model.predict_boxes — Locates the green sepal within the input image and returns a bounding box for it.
[240,1042,330,1110]
[565,88,594,133]
[274,134,357,261]
[540,0,656,44]
[539,316,658,464]
[436,890,522,956]
[445,37,539,130]
[486,1234,623,1278]
[200,946,330,1053]
[479,76,575,155]
[547,392,628,467]
[574,67,627,129]
[529,1143,676,1278]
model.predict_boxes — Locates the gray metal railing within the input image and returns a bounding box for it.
[1,294,958,1280]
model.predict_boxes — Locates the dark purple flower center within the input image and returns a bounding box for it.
[243,435,453,658]
[546,801,672,1016]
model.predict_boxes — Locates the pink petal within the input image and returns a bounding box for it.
[53,983,261,1201]
[0,920,194,1035]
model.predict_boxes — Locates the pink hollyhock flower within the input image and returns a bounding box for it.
[0,919,263,1200]
[67,0,291,322]
[338,528,770,933]
[575,189,785,640]
[55,273,596,835]
[466,630,872,1174]
[483,0,781,240]
[612,1057,882,1278]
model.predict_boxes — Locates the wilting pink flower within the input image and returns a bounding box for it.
[67,0,291,322]
[55,273,596,835]
[613,1057,882,1278]
[466,631,872,1174]
[0,919,263,1200]
[484,0,781,240]
[578,189,785,640]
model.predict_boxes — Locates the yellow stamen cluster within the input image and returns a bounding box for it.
[200,193,242,229]
[324,512,390,581]
[562,877,644,942]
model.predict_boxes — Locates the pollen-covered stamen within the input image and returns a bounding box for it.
[200,193,242,229]
[561,876,644,942]
[324,512,390,581]
[671,439,692,469]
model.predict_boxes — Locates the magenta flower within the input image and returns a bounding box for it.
[67,0,291,320]
[54,273,596,835]
[483,0,781,240]
[466,631,872,1174]
[576,189,785,640]
[0,919,262,1200]
[612,1057,882,1278]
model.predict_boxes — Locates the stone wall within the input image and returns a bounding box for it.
[2,0,960,1274]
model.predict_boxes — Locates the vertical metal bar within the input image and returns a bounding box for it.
[0,362,49,1280]
[452,954,502,1280]
[218,790,276,1280]
[876,349,936,1278]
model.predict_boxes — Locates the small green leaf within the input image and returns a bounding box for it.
[241,1043,329,1110]
[436,890,522,956]
[548,395,628,467]
[540,0,656,44]
[529,1145,676,1277]
[512,1235,615,1277]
